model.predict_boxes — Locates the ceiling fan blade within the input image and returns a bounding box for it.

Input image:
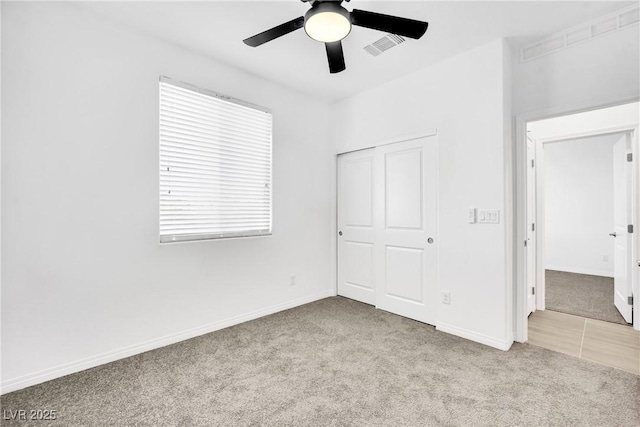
[326,41,346,74]
[350,9,428,39]
[243,17,305,47]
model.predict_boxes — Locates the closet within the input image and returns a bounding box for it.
[337,136,438,324]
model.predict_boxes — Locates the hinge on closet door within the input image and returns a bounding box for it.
[629,296,634,305]
[532,287,535,295]
[629,224,634,234]
[627,153,633,162]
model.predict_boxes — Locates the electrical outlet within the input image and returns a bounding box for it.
[603,255,609,262]
[441,291,451,305]
[289,274,296,286]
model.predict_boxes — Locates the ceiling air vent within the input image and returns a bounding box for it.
[364,34,405,57]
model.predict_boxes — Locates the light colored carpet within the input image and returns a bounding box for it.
[546,270,628,325]
[1,297,638,426]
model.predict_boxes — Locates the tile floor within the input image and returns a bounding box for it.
[528,309,640,375]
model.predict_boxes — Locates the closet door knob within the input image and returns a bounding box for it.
[609,232,617,238]
[339,231,343,236]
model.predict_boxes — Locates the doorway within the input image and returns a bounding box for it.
[518,101,640,339]
[519,102,640,373]
[535,131,631,324]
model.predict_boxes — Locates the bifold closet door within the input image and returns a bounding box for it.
[337,136,437,324]
[337,148,376,305]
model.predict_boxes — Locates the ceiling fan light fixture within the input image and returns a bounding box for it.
[243,0,430,74]
[304,3,352,43]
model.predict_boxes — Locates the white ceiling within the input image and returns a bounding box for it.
[77,1,633,103]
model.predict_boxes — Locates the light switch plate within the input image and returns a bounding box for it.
[478,209,500,224]
[468,208,477,224]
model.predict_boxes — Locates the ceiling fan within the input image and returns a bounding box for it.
[243,0,429,74]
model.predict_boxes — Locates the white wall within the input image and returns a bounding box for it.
[332,39,513,350]
[513,22,640,116]
[544,133,621,277]
[1,2,335,392]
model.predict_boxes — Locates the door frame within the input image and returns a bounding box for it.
[525,134,540,314]
[515,98,640,343]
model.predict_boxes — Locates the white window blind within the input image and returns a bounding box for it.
[159,77,273,243]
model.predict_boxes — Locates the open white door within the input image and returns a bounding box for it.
[526,136,537,315]
[374,136,438,325]
[337,149,376,305]
[613,133,633,323]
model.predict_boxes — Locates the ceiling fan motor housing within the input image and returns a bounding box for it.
[304,1,352,43]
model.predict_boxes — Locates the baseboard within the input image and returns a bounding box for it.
[436,322,513,351]
[545,266,614,278]
[1,290,333,395]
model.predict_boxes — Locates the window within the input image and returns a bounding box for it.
[159,77,272,243]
